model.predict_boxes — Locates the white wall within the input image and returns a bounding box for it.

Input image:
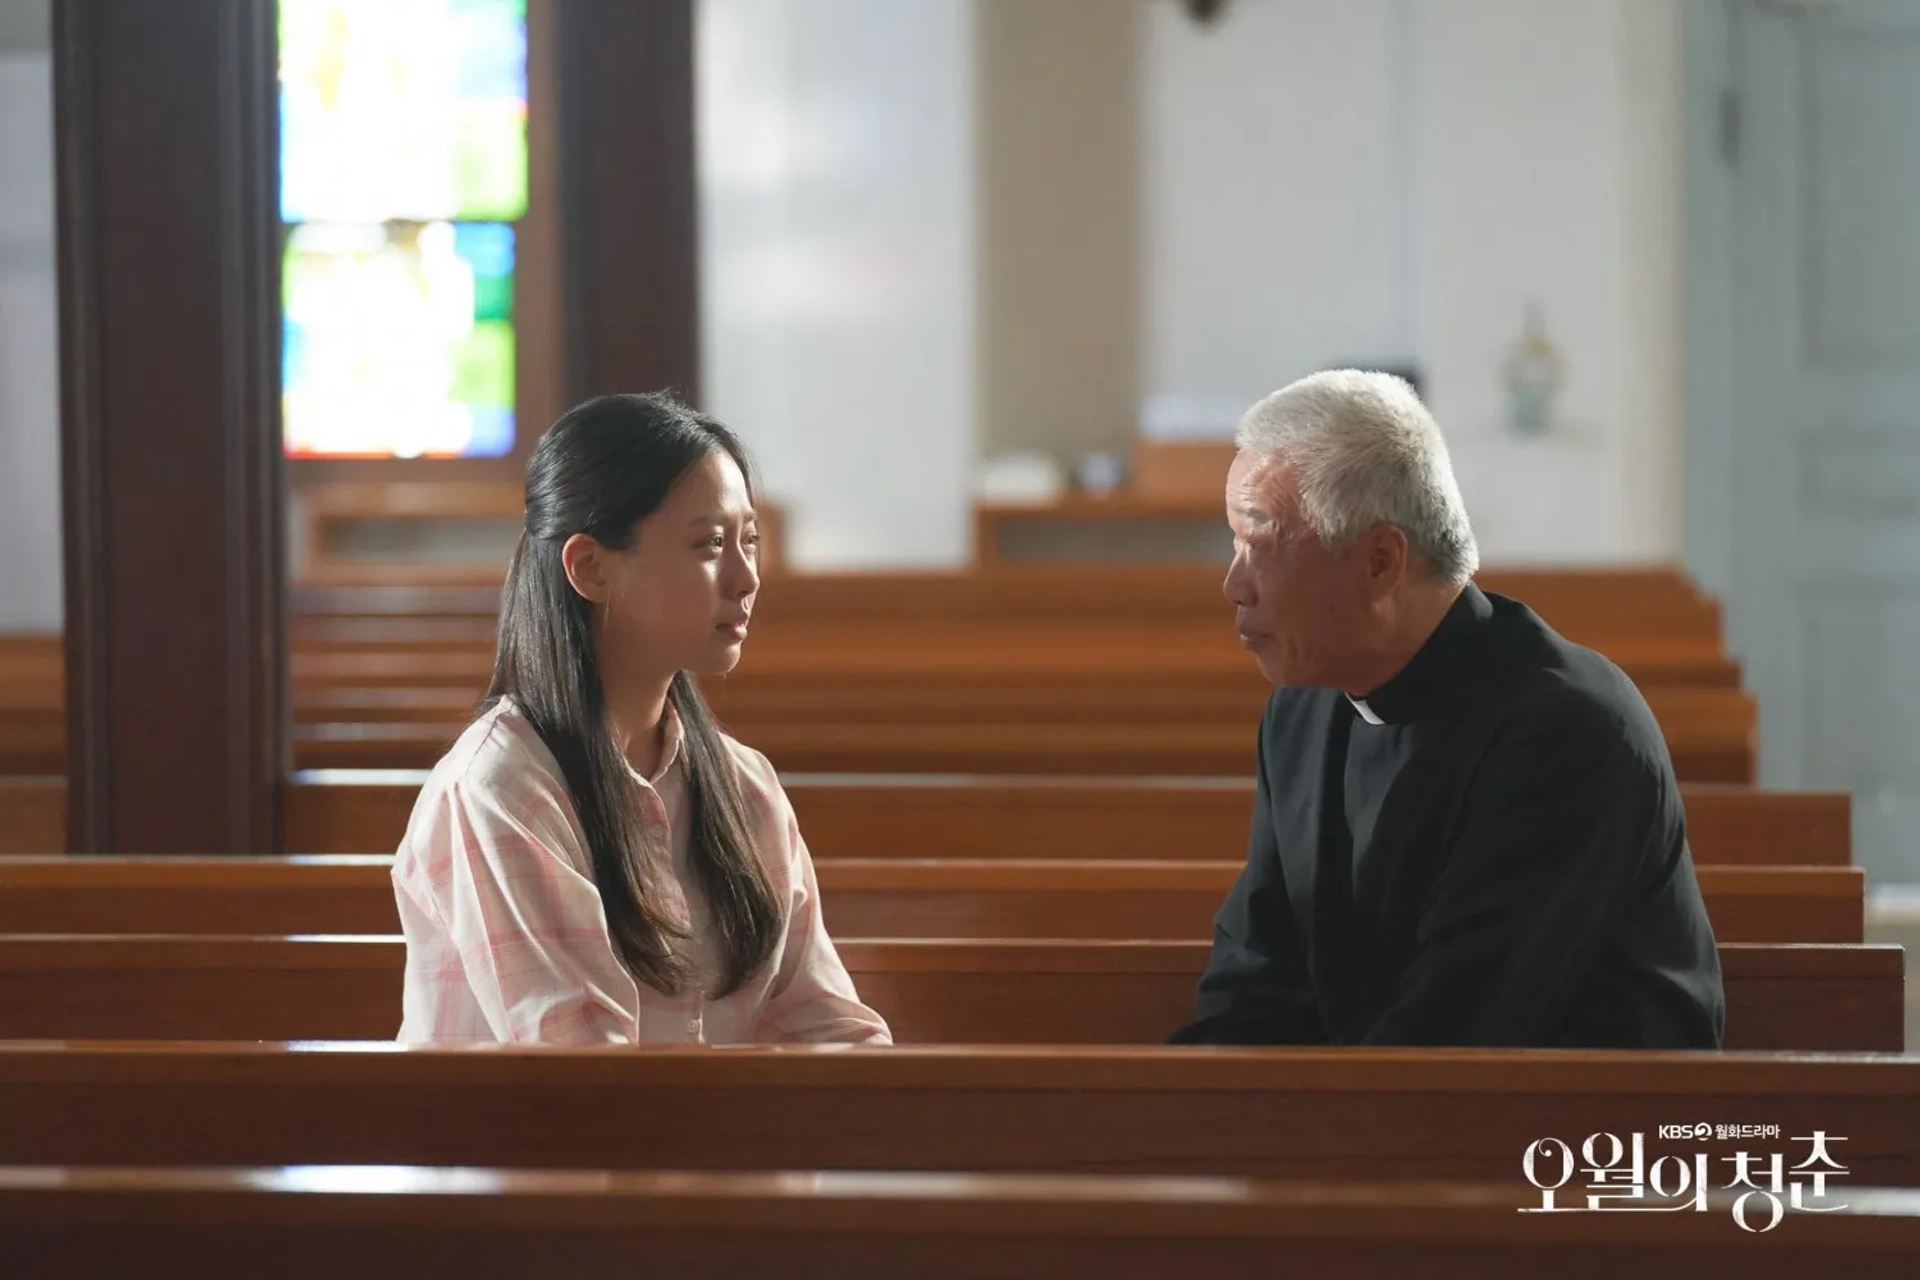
[1614,0,1686,563]
[1141,0,1687,566]
[1142,0,1413,410]
[975,0,1140,464]
[0,49,61,630]
[0,0,46,51]
[696,0,976,570]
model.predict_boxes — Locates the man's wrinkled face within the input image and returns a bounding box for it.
[1222,449,1375,687]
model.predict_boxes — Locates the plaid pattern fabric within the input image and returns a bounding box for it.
[393,699,892,1046]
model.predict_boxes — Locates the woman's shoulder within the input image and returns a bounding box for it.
[427,698,565,797]
[713,729,796,832]
[399,700,572,855]
[716,729,778,790]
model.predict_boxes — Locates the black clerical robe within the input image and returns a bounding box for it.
[1171,584,1726,1049]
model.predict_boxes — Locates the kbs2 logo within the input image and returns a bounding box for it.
[1659,1123,1713,1140]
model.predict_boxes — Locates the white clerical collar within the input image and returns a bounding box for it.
[1347,695,1385,726]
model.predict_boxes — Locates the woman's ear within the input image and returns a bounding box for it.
[560,533,610,604]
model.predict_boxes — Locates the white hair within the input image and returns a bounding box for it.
[1235,369,1479,584]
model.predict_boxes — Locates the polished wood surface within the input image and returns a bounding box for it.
[0,1041,1914,1185]
[52,0,285,855]
[0,564,1753,785]
[840,938,1902,1051]
[819,861,1861,945]
[0,779,64,857]
[3,1165,1912,1276]
[0,685,1758,781]
[0,775,1859,865]
[781,777,1850,867]
[5,641,1757,778]
[0,935,1896,1051]
[0,857,1865,945]
[281,702,1757,781]
[283,564,1723,630]
[285,637,1742,695]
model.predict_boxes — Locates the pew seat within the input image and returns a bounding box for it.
[3,1164,1911,1277]
[0,1041,1914,1185]
[0,935,1897,1051]
[0,857,1866,945]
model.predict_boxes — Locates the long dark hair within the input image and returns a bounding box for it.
[486,392,779,996]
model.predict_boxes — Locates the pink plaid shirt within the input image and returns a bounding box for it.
[392,698,892,1046]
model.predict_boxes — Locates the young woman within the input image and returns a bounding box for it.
[392,393,891,1045]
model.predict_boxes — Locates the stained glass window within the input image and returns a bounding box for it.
[278,0,527,459]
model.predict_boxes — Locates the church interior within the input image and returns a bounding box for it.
[0,0,1917,1268]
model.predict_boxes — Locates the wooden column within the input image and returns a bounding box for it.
[54,0,284,853]
[557,0,701,403]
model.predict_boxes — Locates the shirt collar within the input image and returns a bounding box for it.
[1347,695,1386,725]
[630,701,685,786]
[1346,583,1492,726]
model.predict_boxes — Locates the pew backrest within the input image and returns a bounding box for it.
[289,709,1756,781]
[0,857,1866,945]
[0,1040,1914,1187]
[0,935,1897,1052]
[0,776,1855,865]
[4,1164,1913,1274]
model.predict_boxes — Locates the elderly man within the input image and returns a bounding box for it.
[1170,370,1725,1048]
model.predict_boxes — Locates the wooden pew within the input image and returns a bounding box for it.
[291,488,791,585]
[289,564,1723,634]
[849,939,1904,1052]
[0,632,60,675]
[1,565,1739,768]
[287,775,1847,863]
[5,1165,1913,1275]
[287,633,1743,692]
[0,1041,1915,1186]
[7,698,1758,779]
[815,861,1863,945]
[288,699,1756,781]
[0,935,1897,1051]
[0,775,1858,865]
[274,568,1743,751]
[0,632,61,768]
[785,777,1850,868]
[0,718,61,776]
[0,778,65,856]
[285,657,1747,733]
[3,697,1759,780]
[20,568,1731,680]
[0,857,1867,945]
[0,856,401,934]
[280,670,1754,730]
[0,562,1750,780]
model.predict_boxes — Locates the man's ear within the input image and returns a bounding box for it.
[560,533,610,604]
[1362,523,1410,596]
